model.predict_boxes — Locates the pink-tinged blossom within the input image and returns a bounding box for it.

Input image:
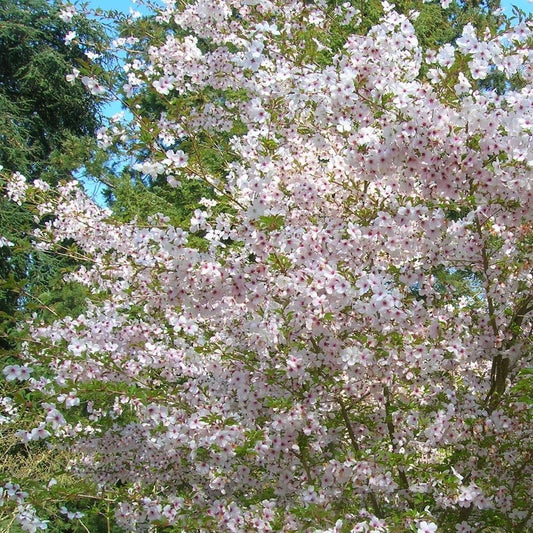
[45,408,66,430]
[3,365,32,381]
[436,43,455,68]
[153,75,175,95]
[417,521,438,533]
[80,76,105,96]
[57,391,80,408]
[64,31,76,45]
[0,236,14,247]
[16,504,48,532]
[0,396,18,424]
[3,1,533,531]
[58,5,76,22]
[28,423,51,442]
[163,149,188,168]
[454,72,471,95]
[5,172,27,205]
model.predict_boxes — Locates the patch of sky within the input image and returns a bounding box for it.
[501,0,533,18]
[75,0,161,205]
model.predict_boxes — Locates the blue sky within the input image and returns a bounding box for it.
[89,0,155,16]
[501,0,533,17]
[502,0,533,15]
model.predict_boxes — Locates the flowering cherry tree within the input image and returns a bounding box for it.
[2,0,532,531]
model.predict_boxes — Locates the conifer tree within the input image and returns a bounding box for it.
[0,0,108,347]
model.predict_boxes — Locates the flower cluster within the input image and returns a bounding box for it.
[0,484,48,532]
[3,0,533,531]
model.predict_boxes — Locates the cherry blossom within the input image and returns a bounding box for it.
[2,0,533,531]
[3,365,33,382]
[58,5,76,22]
[80,76,106,96]
[4,172,27,205]
[418,521,438,533]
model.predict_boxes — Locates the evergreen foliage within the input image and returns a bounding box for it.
[0,0,105,179]
[0,0,108,349]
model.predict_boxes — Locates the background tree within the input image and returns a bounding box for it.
[0,2,113,530]
[0,0,109,348]
[0,0,104,179]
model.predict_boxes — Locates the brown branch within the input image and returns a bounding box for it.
[338,395,360,454]
[473,212,504,413]
[383,386,410,495]
[338,395,383,518]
